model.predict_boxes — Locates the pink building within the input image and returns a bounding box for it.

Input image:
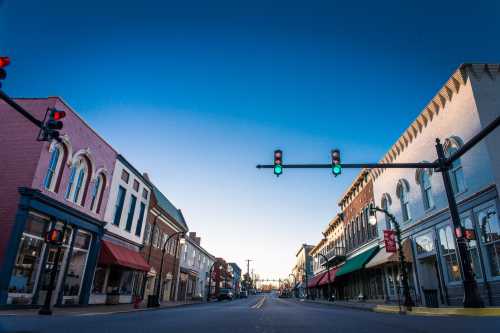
[0,97,117,306]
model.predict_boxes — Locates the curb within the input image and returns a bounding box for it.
[298,298,500,317]
[0,301,205,317]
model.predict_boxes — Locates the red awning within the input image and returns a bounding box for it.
[307,271,327,288]
[99,240,150,272]
[317,268,337,286]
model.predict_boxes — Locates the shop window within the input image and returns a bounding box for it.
[438,225,461,282]
[478,208,500,277]
[92,267,106,294]
[120,271,134,295]
[460,216,482,278]
[396,179,411,222]
[63,231,91,301]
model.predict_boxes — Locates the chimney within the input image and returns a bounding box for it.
[189,232,196,239]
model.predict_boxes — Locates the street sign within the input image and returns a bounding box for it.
[384,230,397,253]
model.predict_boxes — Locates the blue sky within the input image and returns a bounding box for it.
[1,0,500,279]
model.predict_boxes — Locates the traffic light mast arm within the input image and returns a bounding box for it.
[257,162,439,169]
[0,89,43,128]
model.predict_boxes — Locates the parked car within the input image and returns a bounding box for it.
[218,288,234,301]
[240,290,248,298]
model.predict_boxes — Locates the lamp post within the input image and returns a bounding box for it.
[369,205,414,310]
[315,253,332,302]
[152,231,185,307]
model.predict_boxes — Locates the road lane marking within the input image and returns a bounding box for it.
[251,296,266,309]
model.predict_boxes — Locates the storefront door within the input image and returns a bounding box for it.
[418,256,443,307]
[36,243,70,306]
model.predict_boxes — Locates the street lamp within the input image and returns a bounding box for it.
[315,252,333,302]
[153,231,185,307]
[369,204,414,310]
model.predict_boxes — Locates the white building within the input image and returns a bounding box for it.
[178,232,215,301]
[370,63,500,306]
[90,155,152,304]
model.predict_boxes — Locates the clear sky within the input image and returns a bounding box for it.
[1,0,500,279]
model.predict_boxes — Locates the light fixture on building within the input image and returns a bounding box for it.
[368,204,377,226]
[179,237,186,245]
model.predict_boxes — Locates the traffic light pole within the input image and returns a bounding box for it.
[257,115,499,308]
[0,89,43,128]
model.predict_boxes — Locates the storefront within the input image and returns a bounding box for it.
[90,238,149,304]
[0,188,103,306]
[335,246,379,300]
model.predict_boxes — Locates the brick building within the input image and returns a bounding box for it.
[0,97,117,306]
[141,178,188,303]
[211,258,232,298]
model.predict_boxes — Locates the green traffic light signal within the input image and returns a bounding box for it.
[332,164,342,176]
[274,164,283,176]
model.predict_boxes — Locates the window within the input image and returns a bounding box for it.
[121,169,130,183]
[445,138,466,194]
[142,189,149,200]
[125,195,137,232]
[478,208,500,277]
[133,179,139,191]
[44,145,61,190]
[113,186,126,226]
[397,180,411,222]
[460,216,482,278]
[144,223,151,244]
[418,169,434,210]
[381,193,392,230]
[438,225,461,282]
[65,157,90,205]
[135,202,146,237]
[90,173,106,213]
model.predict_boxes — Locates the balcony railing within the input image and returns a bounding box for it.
[318,246,346,266]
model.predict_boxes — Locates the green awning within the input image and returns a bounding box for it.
[336,246,379,277]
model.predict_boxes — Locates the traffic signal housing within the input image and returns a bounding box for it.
[42,108,66,141]
[331,149,342,176]
[0,56,10,87]
[274,149,283,176]
[45,228,63,244]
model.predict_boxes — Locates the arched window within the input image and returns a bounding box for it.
[90,173,106,213]
[445,137,466,194]
[381,193,392,230]
[44,143,67,192]
[65,156,91,206]
[417,168,434,210]
[396,179,411,222]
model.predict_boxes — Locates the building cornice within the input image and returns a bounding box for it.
[370,63,500,181]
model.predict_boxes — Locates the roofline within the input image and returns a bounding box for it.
[117,154,153,190]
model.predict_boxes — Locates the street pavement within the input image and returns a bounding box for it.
[1,293,499,333]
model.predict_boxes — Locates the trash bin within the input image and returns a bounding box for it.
[147,295,159,308]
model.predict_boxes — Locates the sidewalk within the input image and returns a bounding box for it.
[0,300,203,316]
[298,298,500,317]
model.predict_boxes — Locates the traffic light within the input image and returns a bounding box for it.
[45,228,63,244]
[42,108,66,141]
[274,149,283,176]
[0,56,10,87]
[331,149,342,176]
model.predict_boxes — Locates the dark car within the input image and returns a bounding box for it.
[218,288,234,301]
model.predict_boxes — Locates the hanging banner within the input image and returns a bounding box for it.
[384,230,397,253]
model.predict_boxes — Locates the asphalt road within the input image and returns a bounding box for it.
[1,294,499,333]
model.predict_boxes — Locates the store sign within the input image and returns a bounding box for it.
[384,230,397,253]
